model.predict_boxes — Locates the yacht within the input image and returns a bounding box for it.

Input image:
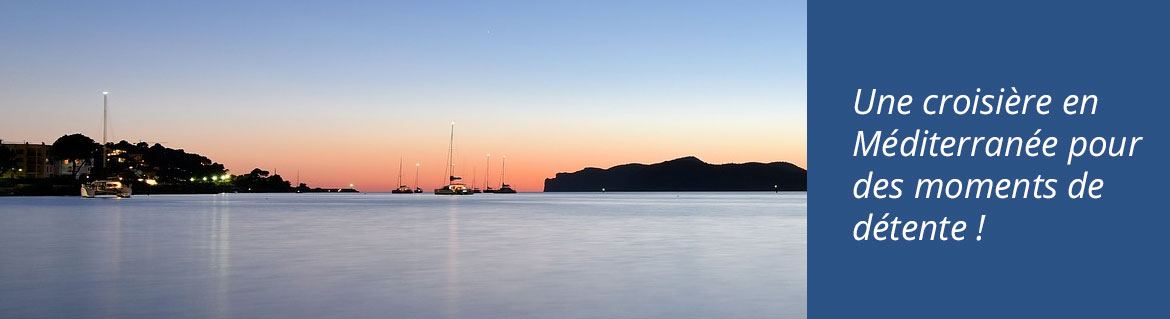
[391,159,414,194]
[83,92,132,198]
[434,122,473,195]
[82,179,132,198]
[493,155,516,194]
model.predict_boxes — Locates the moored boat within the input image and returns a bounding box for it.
[81,179,132,198]
[391,159,414,194]
[493,155,516,194]
[435,122,473,195]
[83,92,132,198]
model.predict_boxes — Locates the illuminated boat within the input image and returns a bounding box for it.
[434,176,472,195]
[435,122,473,195]
[83,92,132,199]
[82,179,132,198]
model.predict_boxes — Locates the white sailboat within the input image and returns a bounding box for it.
[434,122,472,195]
[82,92,132,198]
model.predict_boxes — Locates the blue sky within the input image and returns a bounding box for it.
[0,0,805,190]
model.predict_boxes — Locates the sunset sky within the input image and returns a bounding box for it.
[0,1,805,192]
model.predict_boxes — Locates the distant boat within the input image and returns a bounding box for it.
[413,163,423,193]
[435,122,472,195]
[494,155,516,194]
[494,184,516,194]
[391,159,413,194]
[470,166,482,193]
[392,186,413,193]
[83,92,131,198]
[482,154,496,193]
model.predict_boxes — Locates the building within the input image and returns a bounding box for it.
[1,142,54,179]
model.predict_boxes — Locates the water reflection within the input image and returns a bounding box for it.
[445,202,460,319]
[210,194,231,318]
[97,202,123,318]
[0,193,806,318]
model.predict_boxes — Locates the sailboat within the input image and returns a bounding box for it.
[494,155,517,194]
[482,153,496,193]
[82,92,132,198]
[470,166,482,193]
[413,163,423,193]
[391,158,413,194]
[434,122,472,195]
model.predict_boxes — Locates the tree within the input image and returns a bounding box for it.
[0,144,15,176]
[249,168,270,177]
[233,168,292,192]
[51,134,98,176]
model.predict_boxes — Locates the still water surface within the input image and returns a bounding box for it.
[0,193,805,318]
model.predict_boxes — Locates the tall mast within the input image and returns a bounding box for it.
[397,158,403,186]
[102,91,108,168]
[415,163,420,189]
[446,122,455,182]
[500,155,507,188]
[485,154,491,189]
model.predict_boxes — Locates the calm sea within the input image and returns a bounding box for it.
[0,192,806,319]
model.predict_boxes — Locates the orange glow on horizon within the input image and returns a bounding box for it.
[195,122,806,192]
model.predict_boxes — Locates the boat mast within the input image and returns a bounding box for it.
[102,91,108,169]
[500,155,506,188]
[415,163,420,189]
[397,158,403,187]
[485,154,491,189]
[447,122,455,182]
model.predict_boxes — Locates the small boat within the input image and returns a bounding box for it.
[391,159,413,194]
[413,163,423,193]
[495,183,516,194]
[470,166,482,193]
[82,179,132,198]
[391,186,414,193]
[435,122,473,195]
[493,155,516,194]
[481,154,495,193]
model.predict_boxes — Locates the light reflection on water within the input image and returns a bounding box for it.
[0,193,805,318]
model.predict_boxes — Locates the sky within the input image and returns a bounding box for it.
[0,0,805,192]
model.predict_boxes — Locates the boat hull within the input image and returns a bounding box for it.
[81,181,132,198]
[434,189,473,195]
[391,186,415,194]
[494,188,517,194]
